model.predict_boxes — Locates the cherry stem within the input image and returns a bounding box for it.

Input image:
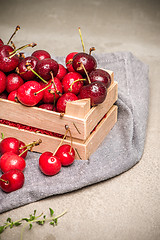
[78,27,85,53]
[19,139,42,156]
[69,78,86,92]
[34,81,52,96]
[0,178,9,184]
[11,41,16,50]
[7,25,20,45]
[53,127,70,155]
[78,62,91,84]
[1,132,4,140]
[89,47,96,55]
[26,64,48,84]
[66,59,73,65]
[49,72,62,96]
[9,43,37,59]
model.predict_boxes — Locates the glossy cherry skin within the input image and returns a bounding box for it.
[0,45,19,72]
[36,58,59,81]
[39,151,61,176]
[18,141,28,159]
[56,64,67,81]
[62,72,84,95]
[0,70,6,94]
[0,152,26,173]
[42,77,62,104]
[89,69,111,88]
[8,90,18,102]
[0,137,20,155]
[65,52,78,72]
[72,52,97,76]
[38,103,55,111]
[79,82,107,106]
[6,73,24,93]
[31,50,51,61]
[55,144,75,166]
[17,56,38,81]
[0,169,25,193]
[56,92,78,113]
[0,39,4,46]
[17,81,44,106]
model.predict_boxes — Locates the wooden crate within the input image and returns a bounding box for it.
[0,70,118,160]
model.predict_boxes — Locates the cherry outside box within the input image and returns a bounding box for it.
[0,70,118,160]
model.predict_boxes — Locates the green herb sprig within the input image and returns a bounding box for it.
[0,208,67,240]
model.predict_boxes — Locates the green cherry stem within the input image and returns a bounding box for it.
[0,178,9,184]
[9,43,37,59]
[77,62,91,84]
[19,139,42,156]
[78,27,85,53]
[26,64,48,84]
[34,81,52,96]
[7,25,20,45]
[69,78,86,92]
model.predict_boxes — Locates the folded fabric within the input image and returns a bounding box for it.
[0,52,149,213]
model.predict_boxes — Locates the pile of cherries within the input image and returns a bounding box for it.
[0,26,111,112]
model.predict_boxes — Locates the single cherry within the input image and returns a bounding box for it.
[17,80,44,106]
[72,52,97,76]
[65,52,78,72]
[7,90,18,102]
[0,137,20,155]
[0,169,25,193]
[79,82,107,106]
[55,144,75,166]
[31,50,51,61]
[89,69,111,88]
[62,72,84,95]
[0,45,19,72]
[56,64,67,81]
[56,92,78,113]
[0,152,26,173]
[36,58,59,81]
[0,70,6,94]
[6,73,24,93]
[17,56,38,81]
[39,151,61,176]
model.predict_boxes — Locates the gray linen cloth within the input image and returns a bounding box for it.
[0,52,149,213]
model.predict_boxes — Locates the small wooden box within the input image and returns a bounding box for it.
[0,70,118,160]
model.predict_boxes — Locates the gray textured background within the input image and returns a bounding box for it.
[0,0,160,240]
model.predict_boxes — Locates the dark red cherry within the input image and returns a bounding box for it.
[6,73,24,93]
[17,81,44,106]
[36,58,59,81]
[0,91,8,99]
[31,50,51,61]
[79,82,107,106]
[72,52,97,76]
[62,72,84,95]
[0,45,19,72]
[17,56,38,81]
[65,52,78,72]
[7,90,18,102]
[56,64,67,81]
[0,70,6,94]
[0,169,25,193]
[56,92,78,113]
[89,69,111,88]
[55,144,75,166]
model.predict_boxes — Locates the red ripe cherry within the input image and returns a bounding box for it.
[55,144,75,166]
[0,169,25,193]
[31,50,51,61]
[79,82,107,106]
[56,64,67,81]
[39,151,61,176]
[42,77,62,104]
[62,72,84,95]
[0,70,6,94]
[0,152,26,173]
[6,73,24,93]
[38,103,55,111]
[17,81,44,106]
[65,52,78,72]
[18,141,28,159]
[0,39,4,46]
[17,56,38,81]
[72,52,97,76]
[89,69,111,88]
[0,137,20,155]
[8,90,18,102]
[36,58,59,81]
[56,92,78,113]
[0,45,19,72]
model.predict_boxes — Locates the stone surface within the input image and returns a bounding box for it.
[0,0,160,239]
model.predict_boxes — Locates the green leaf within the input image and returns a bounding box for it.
[0,226,5,234]
[49,208,54,217]
[14,222,22,226]
[37,221,44,225]
[22,218,29,222]
[50,221,55,226]
[33,210,36,216]
[29,224,32,230]
[7,218,11,223]
[10,222,14,228]
[54,218,58,225]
